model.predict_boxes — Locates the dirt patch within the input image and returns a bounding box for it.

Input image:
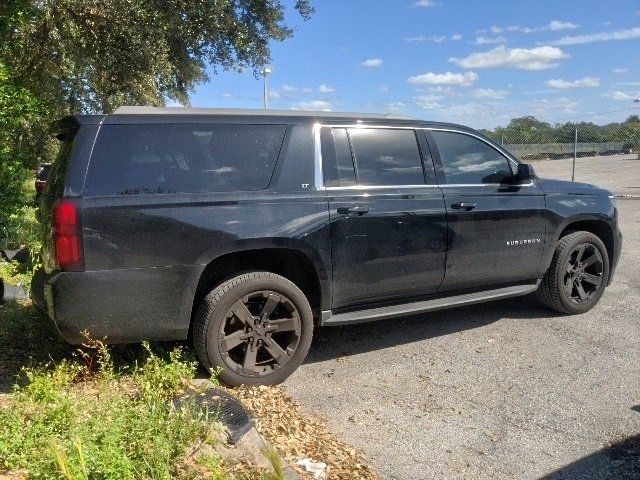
[229,385,379,480]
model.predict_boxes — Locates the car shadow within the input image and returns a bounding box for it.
[0,301,74,393]
[539,432,640,480]
[304,294,555,365]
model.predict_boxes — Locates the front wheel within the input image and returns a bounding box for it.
[537,231,609,314]
[193,272,313,386]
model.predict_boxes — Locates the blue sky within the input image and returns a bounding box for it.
[189,0,640,129]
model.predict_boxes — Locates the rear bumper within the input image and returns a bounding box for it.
[36,265,201,344]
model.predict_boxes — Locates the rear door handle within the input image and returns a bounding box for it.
[337,205,370,215]
[451,202,477,211]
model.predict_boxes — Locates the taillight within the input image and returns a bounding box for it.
[53,201,83,271]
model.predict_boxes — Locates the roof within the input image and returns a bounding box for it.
[113,105,416,120]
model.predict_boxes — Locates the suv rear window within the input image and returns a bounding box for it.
[84,124,286,196]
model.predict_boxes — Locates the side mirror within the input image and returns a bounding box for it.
[516,163,536,183]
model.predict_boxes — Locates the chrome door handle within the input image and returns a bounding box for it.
[337,205,370,215]
[451,202,477,211]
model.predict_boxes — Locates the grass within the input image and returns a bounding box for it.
[0,294,284,479]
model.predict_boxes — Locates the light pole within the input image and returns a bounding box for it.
[262,68,271,109]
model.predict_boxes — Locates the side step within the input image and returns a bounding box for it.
[320,281,540,326]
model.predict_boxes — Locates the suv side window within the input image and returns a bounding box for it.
[431,130,513,185]
[321,127,356,187]
[84,124,286,196]
[349,128,424,186]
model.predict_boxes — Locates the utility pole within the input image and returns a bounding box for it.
[262,68,271,109]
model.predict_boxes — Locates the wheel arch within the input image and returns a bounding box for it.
[189,246,328,334]
[554,216,615,282]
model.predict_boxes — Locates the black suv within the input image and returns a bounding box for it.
[33,107,622,385]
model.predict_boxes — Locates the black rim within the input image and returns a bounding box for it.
[218,290,301,377]
[564,243,604,304]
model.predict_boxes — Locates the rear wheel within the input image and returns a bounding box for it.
[193,272,313,386]
[537,231,609,314]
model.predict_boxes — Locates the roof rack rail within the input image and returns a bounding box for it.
[112,106,416,120]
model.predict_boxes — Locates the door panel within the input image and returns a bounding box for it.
[427,129,547,290]
[321,125,446,309]
[439,184,546,290]
[329,188,447,307]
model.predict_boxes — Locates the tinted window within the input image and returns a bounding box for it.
[348,128,424,186]
[272,125,315,192]
[432,131,513,184]
[321,127,356,187]
[85,124,286,196]
[332,128,356,186]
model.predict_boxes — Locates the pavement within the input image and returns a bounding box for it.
[531,154,640,196]
[284,200,640,479]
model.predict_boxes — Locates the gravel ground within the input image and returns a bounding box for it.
[285,200,640,480]
[531,154,640,196]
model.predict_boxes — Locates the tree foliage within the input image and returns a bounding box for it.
[0,62,49,248]
[480,115,640,150]
[0,0,312,248]
[1,0,312,113]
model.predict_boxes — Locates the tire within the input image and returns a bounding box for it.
[537,231,609,314]
[193,272,313,386]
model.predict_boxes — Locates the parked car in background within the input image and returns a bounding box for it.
[31,107,622,386]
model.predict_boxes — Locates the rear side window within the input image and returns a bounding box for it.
[432,131,513,185]
[321,127,357,187]
[84,124,286,196]
[348,128,424,186]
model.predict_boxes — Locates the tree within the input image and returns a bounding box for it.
[0,62,48,247]
[0,0,312,248]
[1,0,312,113]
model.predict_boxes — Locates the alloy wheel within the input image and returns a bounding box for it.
[218,290,302,377]
[564,243,604,304]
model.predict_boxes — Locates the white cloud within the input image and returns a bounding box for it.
[405,35,446,43]
[603,91,640,101]
[426,85,457,96]
[548,20,579,31]
[378,85,389,92]
[414,0,437,7]
[450,45,567,70]
[386,102,407,111]
[405,36,427,43]
[414,96,443,110]
[301,87,313,93]
[360,58,383,68]
[612,68,628,74]
[407,71,478,86]
[318,84,335,93]
[268,90,281,100]
[528,97,581,113]
[281,84,298,92]
[475,36,507,45]
[486,20,578,35]
[451,33,463,41]
[291,100,333,111]
[221,93,234,98]
[550,26,640,46]
[472,88,510,99]
[546,76,601,89]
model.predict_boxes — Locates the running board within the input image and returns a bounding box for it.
[320,281,540,326]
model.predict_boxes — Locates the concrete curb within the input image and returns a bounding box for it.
[189,379,302,479]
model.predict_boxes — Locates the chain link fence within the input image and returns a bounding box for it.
[481,118,640,197]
